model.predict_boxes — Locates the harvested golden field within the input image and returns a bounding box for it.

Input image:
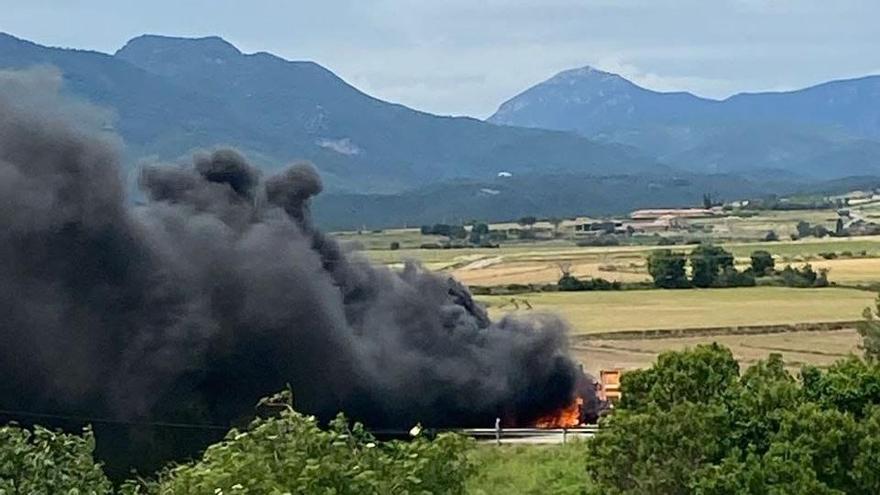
[573,329,861,375]
[452,259,649,286]
[353,235,880,286]
[800,257,880,284]
[451,252,880,286]
[478,287,875,334]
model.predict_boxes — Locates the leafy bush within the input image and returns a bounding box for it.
[0,424,112,494]
[777,264,829,288]
[124,391,474,494]
[557,274,621,292]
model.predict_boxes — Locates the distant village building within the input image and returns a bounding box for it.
[574,220,625,235]
[628,215,689,232]
[629,208,717,220]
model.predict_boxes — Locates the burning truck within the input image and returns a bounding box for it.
[0,82,602,473]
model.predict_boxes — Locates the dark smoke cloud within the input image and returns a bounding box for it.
[0,78,586,470]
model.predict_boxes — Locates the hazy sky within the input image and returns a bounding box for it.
[1,0,878,118]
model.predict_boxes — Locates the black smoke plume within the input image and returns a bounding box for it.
[0,84,586,473]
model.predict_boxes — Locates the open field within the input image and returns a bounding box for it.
[573,329,862,375]
[335,218,880,376]
[802,257,880,284]
[349,232,880,285]
[477,287,874,334]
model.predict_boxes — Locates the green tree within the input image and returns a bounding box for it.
[729,354,803,453]
[690,244,734,288]
[691,448,842,495]
[620,343,740,411]
[858,294,880,361]
[0,424,112,494]
[647,249,689,289]
[586,402,732,495]
[802,358,880,416]
[852,407,880,494]
[769,403,860,492]
[750,250,775,276]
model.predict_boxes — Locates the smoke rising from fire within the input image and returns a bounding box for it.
[0,79,587,463]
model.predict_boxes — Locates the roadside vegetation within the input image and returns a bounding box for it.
[7,333,880,494]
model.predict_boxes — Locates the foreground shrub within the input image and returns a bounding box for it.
[586,402,732,495]
[0,424,112,494]
[125,391,474,494]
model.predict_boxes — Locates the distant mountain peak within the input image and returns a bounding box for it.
[550,65,622,82]
[116,34,242,60]
[488,65,668,130]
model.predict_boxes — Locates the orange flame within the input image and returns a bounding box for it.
[534,397,583,428]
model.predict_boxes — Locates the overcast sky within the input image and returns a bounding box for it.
[1,0,878,118]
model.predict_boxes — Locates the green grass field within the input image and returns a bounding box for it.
[478,287,874,334]
[466,443,591,495]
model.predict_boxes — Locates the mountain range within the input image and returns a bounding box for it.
[1,32,878,228]
[0,33,655,195]
[489,66,880,179]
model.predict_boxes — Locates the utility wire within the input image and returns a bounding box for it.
[0,408,230,431]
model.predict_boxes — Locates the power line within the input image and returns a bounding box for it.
[0,409,229,431]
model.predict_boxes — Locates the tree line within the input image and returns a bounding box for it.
[648,245,829,289]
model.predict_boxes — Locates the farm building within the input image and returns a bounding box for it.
[629,208,717,220]
[574,220,625,235]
